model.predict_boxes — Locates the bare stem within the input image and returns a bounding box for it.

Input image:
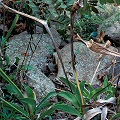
[0,2,68,80]
[70,1,84,105]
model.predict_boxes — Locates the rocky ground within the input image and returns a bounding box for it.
[1,4,120,120]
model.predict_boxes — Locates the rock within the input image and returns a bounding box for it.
[6,27,60,100]
[97,5,120,45]
[108,47,120,82]
[6,27,61,71]
[98,21,120,45]
[96,4,119,19]
[54,42,117,84]
[26,67,55,101]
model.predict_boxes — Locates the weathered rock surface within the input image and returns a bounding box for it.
[6,27,61,71]
[97,5,120,44]
[6,27,60,99]
[98,21,120,44]
[26,68,55,101]
[54,42,117,84]
[108,47,120,82]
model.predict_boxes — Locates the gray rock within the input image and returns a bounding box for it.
[98,21,120,44]
[97,5,120,44]
[54,42,117,84]
[26,67,55,101]
[6,27,60,99]
[108,47,120,82]
[6,27,61,71]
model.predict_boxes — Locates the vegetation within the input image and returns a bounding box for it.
[0,0,120,120]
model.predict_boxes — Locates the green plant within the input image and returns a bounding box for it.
[53,77,117,119]
[74,13,100,40]
[0,68,57,120]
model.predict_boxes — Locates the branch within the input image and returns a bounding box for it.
[75,34,120,57]
[0,2,68,79]
[70,1,84,105]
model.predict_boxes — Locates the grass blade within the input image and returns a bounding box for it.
[0,68,24,98]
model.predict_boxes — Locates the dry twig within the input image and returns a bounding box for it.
[0,2,68,80]
[75,33,120,57]
[70,1,84,105]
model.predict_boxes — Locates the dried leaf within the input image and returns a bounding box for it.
[75,34,120,57]
[97,97,116,104]
[97,72,107,82]
[97,40,111,61]
[84,107,102,120]
[88,40,120,57]
[101,106,108,120]
[97,30,106,43]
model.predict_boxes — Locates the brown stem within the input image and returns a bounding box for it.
[70,1,84,105]
[0,2,68,80]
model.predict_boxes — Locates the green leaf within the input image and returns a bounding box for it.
[60,77,77,93]
[0,57,3,67]
[111,113,120,120]
[1,36,6,44]
[54,103,81,116]
[20,98,36,115]
[36,101,52,111]
[0,68,24,98]
[39,107,56,119]
[67,0,75,6]
[4,55,10,66]
[99,0,114,4]
[5,84,20,96]
[104,77,109,87]
[58,91,80,108]
[89,87,108,100]
[75,88,82,105]
[0,97,30,119]
[116,0,120,5]
[80,81,89,97]
[58,15,65,22]
[59,4,67,9]
[25,86,36,100]
[49,8,58,18]
[36,91,57,114]
[83,83,94,100]
[15,57,20,65]
[5,14,19,41]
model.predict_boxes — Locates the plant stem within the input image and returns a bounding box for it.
[0,2,68,82]
[70,1,84,106]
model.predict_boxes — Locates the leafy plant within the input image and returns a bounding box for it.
[0,68,57,119]
[74,13,101,40]
[54,77,117,119]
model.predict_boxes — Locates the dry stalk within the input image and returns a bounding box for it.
[75,34,120,57]
[91,40,112,84]
[70,1,84,105]
[0,2,68,80]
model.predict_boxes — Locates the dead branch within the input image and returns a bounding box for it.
[0,2,68,80]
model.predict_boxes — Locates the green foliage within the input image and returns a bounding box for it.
[54,102,82,116]
[57,77,116,118]
[74,13,101,40]
[0,68,57,119]
[99,0,120,5]
[5,14,19,41]
[111,113,120,120]
[0,0,119,119]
